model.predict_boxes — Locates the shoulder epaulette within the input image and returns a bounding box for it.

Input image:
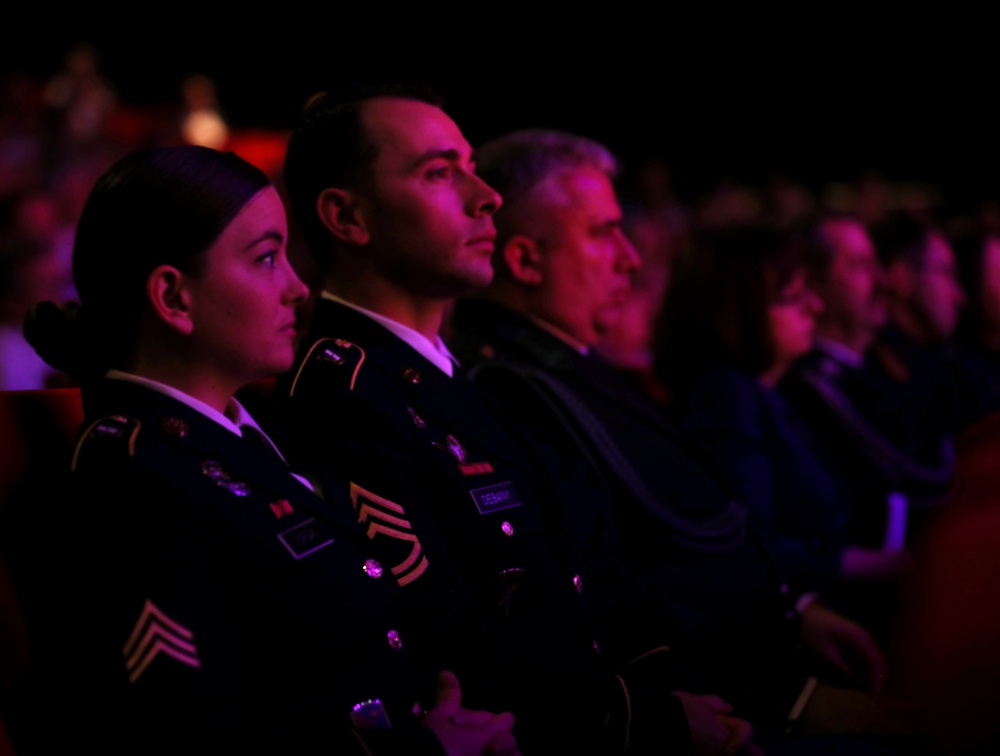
[71,415,142,472]
[289,338,366,396]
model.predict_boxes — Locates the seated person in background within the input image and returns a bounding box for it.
[784,214,952,557]
[871,213,986,441]
[276,84,756,755]
[448,129,909,750]
[954,228,1000,356]
[5,146,516,756]
[656,228,909,632]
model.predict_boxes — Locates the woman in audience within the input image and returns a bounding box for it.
[14,145,515,756]
[655,228,908,610]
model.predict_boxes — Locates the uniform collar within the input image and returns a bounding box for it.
[320,292,460,378]
[815,337,865,370]
[105,369,277,454]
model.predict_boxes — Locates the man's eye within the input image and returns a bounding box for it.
[427,166,450,180]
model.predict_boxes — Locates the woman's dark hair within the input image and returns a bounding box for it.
[25,145,270,382]
[655,226,802,407]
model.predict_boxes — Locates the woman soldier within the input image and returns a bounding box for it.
[14,146,516,755]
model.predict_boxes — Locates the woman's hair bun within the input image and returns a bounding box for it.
[24,300,91,380]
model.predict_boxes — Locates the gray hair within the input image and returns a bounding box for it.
[475,129,618,212]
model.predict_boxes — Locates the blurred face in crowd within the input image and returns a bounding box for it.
[354,97,502,298]
[908,232,965,343]
[978,235,1000,336]
[767,269,822,377]
[534,166,641,347]
[816,218,886,348]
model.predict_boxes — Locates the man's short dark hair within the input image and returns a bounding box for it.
[800,211,863,283]
[871,212,935,269]
[283,84,441,260]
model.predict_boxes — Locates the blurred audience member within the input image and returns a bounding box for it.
[43,43,116,150]
[179,74,229,150]
[954,229,1000,363]
[657,228,909,607]
[873,212,1000,431]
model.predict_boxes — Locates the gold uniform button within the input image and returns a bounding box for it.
[387,629,402,650]
[363,560,383,579]
[573,574,583,593]
[501,521,514,537]
[402,367,422,384]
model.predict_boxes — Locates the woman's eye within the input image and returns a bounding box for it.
[257,251,278,268]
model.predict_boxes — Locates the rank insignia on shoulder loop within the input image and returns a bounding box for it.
[277,518,335,560]
[201,460,251,497]
[350,483,429,587]
[432,434,467,463]
[123,599,201,684]
[71,416,141,470]
[289,338,365,395]
[470,481,523,515]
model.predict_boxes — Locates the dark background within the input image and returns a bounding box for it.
[3,25,995,204]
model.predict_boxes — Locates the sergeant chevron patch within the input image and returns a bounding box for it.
[349,483,429,587]
[123,599,201,683]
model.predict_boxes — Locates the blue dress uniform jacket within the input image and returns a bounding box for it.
[683,364,852,596]
[274,297,688,755]
[5,378,445,756]
[781,335,957,547]
[448,299,808,732]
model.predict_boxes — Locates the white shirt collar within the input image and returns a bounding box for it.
[526,315,591,355]
[815,337,865,369]
[106,369,273,443]
[321,292,460,378]
[104,370,316,488]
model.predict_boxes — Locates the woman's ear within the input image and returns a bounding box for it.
[317,188,370,246]
[502,235,545,286]
[147,264,194,336]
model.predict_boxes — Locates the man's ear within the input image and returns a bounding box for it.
[317,188,370,245]
[147,264,194,336]
[502,235,545,286]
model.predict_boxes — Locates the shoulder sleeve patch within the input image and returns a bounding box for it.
[289,338,366,396]
[71,415,141,471]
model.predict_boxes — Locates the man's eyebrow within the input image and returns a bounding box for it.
[410,147,466,170]
[243,230,284,250]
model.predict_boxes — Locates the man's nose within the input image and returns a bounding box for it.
[468,173,502,216]
[616,230,641,272]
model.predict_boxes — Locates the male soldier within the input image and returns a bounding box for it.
[278,87,755,754]
[446,129,909,746]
